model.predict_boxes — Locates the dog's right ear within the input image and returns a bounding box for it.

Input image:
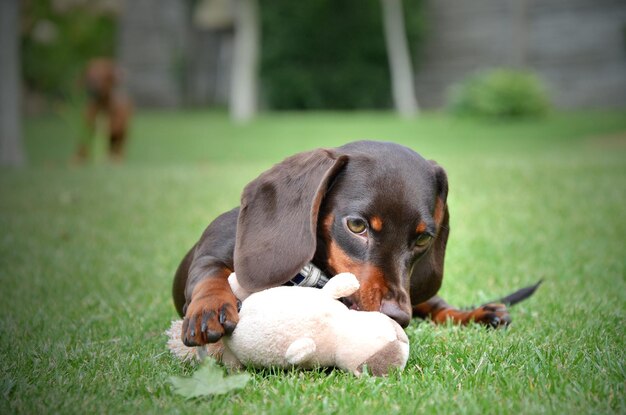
[234,149,348,291]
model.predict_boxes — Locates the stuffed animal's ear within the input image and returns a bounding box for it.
[322,273,360,299]
[227,273,252,301]
[285,337,317,365]
[234,149,348,291]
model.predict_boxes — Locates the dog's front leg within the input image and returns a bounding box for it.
[173,209,241,346]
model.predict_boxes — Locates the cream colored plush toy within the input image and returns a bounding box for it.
[167,272,409,376]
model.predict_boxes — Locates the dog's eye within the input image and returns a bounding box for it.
[415,233,433,248]
[346,218,367,235]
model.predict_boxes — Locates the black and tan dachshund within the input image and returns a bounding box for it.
[173,141,540,347]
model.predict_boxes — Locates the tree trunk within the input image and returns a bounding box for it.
[230,0,260,123]
[380,0,419,117]
[0,0,25,166]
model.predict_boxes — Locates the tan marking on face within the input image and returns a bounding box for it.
[327,239,360,275]
[323,213,358,274]
[326,238,390,312]
[370,216,383,232]
[321,213,334,239]
[415,221,427,234]
[433,197,445,227]
[356,265,389,311]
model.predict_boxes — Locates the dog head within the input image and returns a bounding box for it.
[234,141,449,328]
[83,58,119,103]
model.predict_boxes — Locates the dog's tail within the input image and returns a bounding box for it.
[483,280,543,307]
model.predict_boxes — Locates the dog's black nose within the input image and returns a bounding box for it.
[380,300,410,328]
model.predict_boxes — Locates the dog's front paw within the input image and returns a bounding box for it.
[469,303,511,328]
[182,280,239,346]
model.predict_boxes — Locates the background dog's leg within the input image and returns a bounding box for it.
[74,102,99,162]
[107,97,132,161]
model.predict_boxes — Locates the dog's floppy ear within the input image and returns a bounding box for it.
[234,149,348,291]
[410,162,449,304]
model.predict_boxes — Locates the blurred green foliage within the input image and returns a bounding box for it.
[447,69,551,118]
[21,0,116,100]
[260,0,425,110]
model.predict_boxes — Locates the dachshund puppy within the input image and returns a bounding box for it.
[75,58,132,162]
[173,141,520,347]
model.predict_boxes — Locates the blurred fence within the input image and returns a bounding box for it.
[415,0,626,109]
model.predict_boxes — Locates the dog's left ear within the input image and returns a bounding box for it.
[234,149,348,291]
[410,161,450,304]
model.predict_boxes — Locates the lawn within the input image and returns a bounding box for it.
[1,110,625,414]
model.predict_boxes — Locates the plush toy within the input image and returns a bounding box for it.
[167,272,409,376]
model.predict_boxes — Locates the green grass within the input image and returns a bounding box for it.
[2,110,625,414]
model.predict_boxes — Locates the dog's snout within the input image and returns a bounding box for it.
[380,300,410,328]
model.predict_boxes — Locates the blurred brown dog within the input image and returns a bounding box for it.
[75,58,132,162]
